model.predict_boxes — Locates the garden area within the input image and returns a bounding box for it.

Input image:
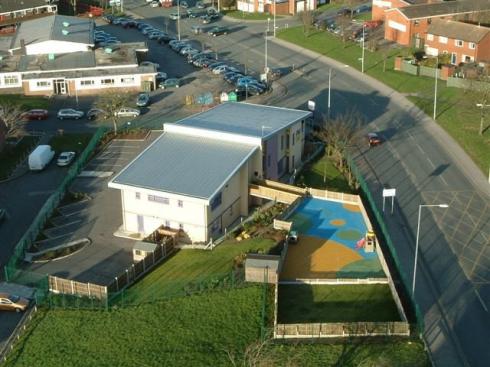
[4,285,429,367]
[277,27,489,173]
[277,284,400,323]
[0,95,49,110]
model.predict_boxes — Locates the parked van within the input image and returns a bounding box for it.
[28,145,55,171]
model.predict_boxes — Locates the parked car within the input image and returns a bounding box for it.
[201,14,218,24]
[170,12,187,20]
[87,108,107,120]
[22,109,48,120]
[115,108,140,118]
[136,92,151,107]
[158,34,175,44]
[57,151,76,167]
[196,1,205,8]
[156,71,168,81]
[140,61,160,69]
[150,1,160,7]
[188,10,202,18]
[158,78,180,89]
[224,72,243,84]
[28,145,55,171]
[208,61,227,70]
[57,108,84,120]
[287,231,298,244]
[180,46,197,55]
[212,65,233,74]
[192,55,214,67]
[208,26,228,37]
[180,1,189,8]
[367,132,383,147]
[148,31,164,40]
[235,85,262,97]
[0,293,29,312]
[0,208,7,223]
[142,27,158,35]
[102,15,114,23]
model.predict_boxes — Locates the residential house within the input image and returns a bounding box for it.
[384,0,490,46]
[372,0,432,21]
[0,15,156,96]
[108,103,312,243]
[425,19,490,64]
[237,0,317,16]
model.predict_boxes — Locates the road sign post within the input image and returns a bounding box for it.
[382,188,396,214]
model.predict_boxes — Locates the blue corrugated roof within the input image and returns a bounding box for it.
[171,103,312,139]
[111,132,258,200]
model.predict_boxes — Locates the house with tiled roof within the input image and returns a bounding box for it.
[424,19,490,64]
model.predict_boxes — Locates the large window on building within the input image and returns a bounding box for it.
[121,77,135,84]
[210,192,222,211]
[36,81,51,88]
[4,75,19,85]
[455,39,463,47]
[469,42,476,50]
[80,79,94,86]
[101,78,114,85]
[148,195,169,204]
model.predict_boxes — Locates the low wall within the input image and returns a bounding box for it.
[274,321,410,338]
[280,278,388,285]
[308,188,359,204]
[400,62,419,76]
[261,179,308,195]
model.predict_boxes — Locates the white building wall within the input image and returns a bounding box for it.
[75,74,142,90]
[0,73,22,89]
[28,79,53,91]
[25,40,91,55]
[237,1,255,12]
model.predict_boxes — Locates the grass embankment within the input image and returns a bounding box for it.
[0,95,49,110]
[224,10,283,21]
[297,149,354,192]
[277,27,490,173]
[0,136,39,180]
[5,286,429,367]
[278,284,400,323]
[120,237,275,303]
[48,133,93,154]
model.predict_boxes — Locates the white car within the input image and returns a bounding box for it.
[150,1,160,7]
[57,151,76,167]
[115,108,140,118]
[140,61,160,69]
[145,0,153,2]
[57,108,84,120]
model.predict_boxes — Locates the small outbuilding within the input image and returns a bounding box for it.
[133,241,157,262]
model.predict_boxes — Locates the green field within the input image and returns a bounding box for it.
[118,237,275,303]
[277,27,490,173]
[0,136,39,180]
[278,284,400,323]
[5,286,428,367]
[0,95,49,110]
[48,133,93,154]
[297,149,354,192]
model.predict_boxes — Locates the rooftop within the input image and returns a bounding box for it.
[110,132,258,201]
[0,0,49,14]
[428,20,490,43]
[399,0,490,20]
[11,15,94,51]
[171,103,311,140]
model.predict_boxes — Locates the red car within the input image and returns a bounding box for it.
[367,133,383,147]
[22,109,49,120]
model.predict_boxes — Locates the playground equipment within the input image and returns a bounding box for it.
[356,231,376,253]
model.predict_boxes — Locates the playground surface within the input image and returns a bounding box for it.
[281,197,385,279]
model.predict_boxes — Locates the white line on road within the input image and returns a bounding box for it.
[426,157,436,168]
[474,289,488,312]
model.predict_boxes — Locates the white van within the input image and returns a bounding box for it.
[28,145,55,171]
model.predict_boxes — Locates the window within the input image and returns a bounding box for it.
[438,36,448,44]
[135,192,141,200]
[121,77,135,84]
[178,200,183,208]
[414,20,419,26]
[135,250,142,256]
[469,42,476,49]
[148,195,169,204]
[36,81,50,87]
[427,34,434,41]
[101,78,114,85]
[80,79,94,86]
[280,135,284,150]
[210,192,222,211]
[455,39,463,47]
[4,75,19,85]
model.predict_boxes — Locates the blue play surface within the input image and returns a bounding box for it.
[289,197,378,261]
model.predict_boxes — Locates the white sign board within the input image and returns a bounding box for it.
[383,188,396,197]
[308,100,316,111]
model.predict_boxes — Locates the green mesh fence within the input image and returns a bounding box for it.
[4,127,107,285]
[346,155,425,333]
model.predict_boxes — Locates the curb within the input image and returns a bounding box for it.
[270,36,490,195]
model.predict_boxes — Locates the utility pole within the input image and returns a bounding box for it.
[177,0,181,41]
[433,57,439,120]
[328,68,332,120]
[361,25,365,73]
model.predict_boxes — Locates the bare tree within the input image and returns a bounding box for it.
[0,102,26,139]
[95,89,132,134]
[298,10,314,37]
[466,71,490,135]
[335,14,351,48]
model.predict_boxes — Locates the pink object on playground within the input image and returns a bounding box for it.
[356,238,366,250]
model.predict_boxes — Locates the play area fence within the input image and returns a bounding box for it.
[346,155,425,332]
[4,127,107,286]
[274,321,410,338]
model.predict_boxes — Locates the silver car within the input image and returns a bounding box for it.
[57,108,84,120]
[115,108,140,118]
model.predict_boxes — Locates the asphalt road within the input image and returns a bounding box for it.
[119,2,490,366]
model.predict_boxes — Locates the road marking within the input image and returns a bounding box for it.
[426,157,435,168]
[474,289,488,312]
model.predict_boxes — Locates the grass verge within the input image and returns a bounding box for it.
[48,133,93,154]
[297,149,354,192]
[0,136,39,180]
[121,237,275,303]
[277,284,400,323]
[224,10,283,20]
[0,95,49,110]
[277,27,489,173]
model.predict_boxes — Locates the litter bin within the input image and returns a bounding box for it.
[192,26,202,35]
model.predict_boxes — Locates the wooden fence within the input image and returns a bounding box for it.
[274,321,410,338]
[249,184,301,204]
[49,276,107,300]
[279,277,388,285]
[308,188,360,205]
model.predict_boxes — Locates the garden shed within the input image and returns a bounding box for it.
[133,241,157,262]
[245,254,280,284]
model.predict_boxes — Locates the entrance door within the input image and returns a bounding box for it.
[53,79,67,94]
[137,215,145,233]
[451,52,457,65]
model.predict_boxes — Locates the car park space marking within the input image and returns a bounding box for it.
[79,171,114,178]
[426,157,436,169]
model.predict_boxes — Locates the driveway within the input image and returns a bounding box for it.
[23,134,157,286]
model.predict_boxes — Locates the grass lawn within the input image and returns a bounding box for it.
[0,95,49,110]
[224,10,283,21]
[316,3,344,13]
[0,136,39,180]
[277,284,400,323]
[48,133,93,154]
[5,286,428,367]
[297,149,353,193]
[119,237,275,303]
[277,27,490,173]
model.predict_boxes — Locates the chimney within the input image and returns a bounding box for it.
[20,39,26,55]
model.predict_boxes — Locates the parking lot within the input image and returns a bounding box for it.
[23,134,157,285]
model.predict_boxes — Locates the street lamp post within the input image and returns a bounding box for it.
[412,204,449,295]
[361,25,365,73]
[433,57,439,120]
[264,28,268,75]
[328,68,332,119]
[177,0,181,41]
[273,0,276,37]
